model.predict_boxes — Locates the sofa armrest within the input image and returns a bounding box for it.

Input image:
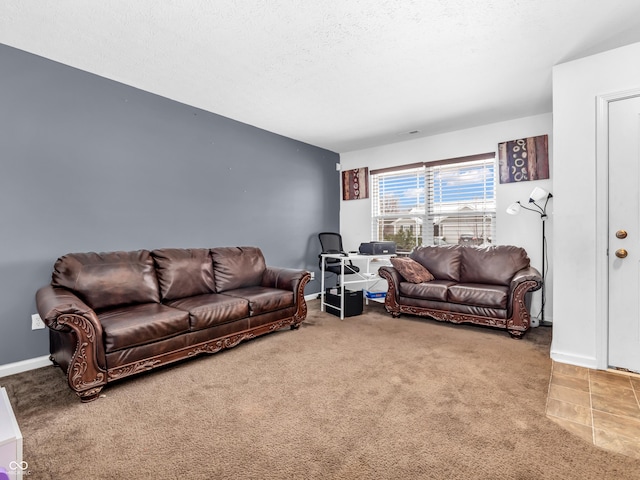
[378,266,403,315]
[505,266,543,334]
[35,285,107,399]
[262,267,312,325]
[262,267,310,293]
[509,266,543,294]
[37,285,100,328]
[378,266,401,296]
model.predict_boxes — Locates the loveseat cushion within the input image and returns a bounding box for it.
[99,303,189,353]
[460,245,530,286]
[152,248,216,301]
[222,286,295,316]
[399,280,456,302]
[165,293,249,331]
[211,246,266,292]
[447,283,509,309]
[52,250,160,310]
[410,245,462,282]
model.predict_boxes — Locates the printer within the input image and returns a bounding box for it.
[358,241,397,255]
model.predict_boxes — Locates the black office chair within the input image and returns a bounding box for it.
[318,232,360,285]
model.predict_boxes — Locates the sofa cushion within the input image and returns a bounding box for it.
[460,245,530,286]
[165,293,249,331]
[447,283,509,309]
[99,303,189,353]
[222,286,295,316]
[410,245,462,282]
[399,280,456,302]
[152,248,216,301]
[390,257,435,283]
[52,250,160,310]
[211,246,266,292]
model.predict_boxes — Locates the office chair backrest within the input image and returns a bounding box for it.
[318,232,344,255]
[318,232,360,278]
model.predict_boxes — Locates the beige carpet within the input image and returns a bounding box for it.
[2,300,640,479]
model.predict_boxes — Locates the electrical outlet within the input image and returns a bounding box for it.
[310,271,315,280]
[31,313,45,330]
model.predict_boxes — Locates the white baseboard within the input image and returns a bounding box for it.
[0,355,53,379]
[550,350,598,370]
[305,293,321,301]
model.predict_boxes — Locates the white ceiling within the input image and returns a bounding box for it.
[2,1,640,153]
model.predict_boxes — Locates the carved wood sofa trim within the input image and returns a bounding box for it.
[48,312,108,402]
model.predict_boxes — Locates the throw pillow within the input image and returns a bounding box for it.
[390,257,435,283]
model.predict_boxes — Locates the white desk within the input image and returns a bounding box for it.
[320,253,394,319]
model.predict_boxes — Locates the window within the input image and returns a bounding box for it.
[371,153,496,253]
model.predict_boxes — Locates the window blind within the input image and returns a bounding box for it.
[371,153,496,252]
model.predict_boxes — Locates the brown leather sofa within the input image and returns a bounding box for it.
[378,245,542,337]
[35,246,310,401]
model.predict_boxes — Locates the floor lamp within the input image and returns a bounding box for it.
[506,186,552,326]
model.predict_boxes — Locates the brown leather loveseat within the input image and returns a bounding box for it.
[36,246,310,401]
[378,245,542,337]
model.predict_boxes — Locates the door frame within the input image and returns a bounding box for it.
[595,88,640,370]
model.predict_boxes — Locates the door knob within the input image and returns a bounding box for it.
[616,230,628,239]
[615,248,628,258]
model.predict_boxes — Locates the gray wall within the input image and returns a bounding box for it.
[0,44,340,366]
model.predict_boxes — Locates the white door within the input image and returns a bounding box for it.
[608,95,640,374]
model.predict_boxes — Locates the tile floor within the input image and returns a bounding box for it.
[546,361,640,459]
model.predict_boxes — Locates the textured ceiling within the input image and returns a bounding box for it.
[2,1,640,152]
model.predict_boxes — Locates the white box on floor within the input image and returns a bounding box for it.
[0,387,23,480]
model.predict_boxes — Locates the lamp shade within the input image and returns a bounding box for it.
[506,202,521,215]
[529,186,550,202]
